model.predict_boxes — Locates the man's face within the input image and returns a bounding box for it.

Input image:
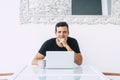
[55,26,69,40]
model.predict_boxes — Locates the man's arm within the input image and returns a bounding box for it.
[32,53,45,65]
[74,53,82,65]
[59,39,82,65]
[65,45,82,65]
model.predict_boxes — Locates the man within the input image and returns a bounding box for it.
[32,22,82,65]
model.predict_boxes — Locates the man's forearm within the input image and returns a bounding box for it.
[65,45,73,51]
[74,53,82,65]
[65,45,82,65]
[32,59,39,65]
[32,53,45,65]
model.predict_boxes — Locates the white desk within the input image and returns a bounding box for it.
[9,65,108,80]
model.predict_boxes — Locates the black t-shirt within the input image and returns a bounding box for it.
[38,37,80,56]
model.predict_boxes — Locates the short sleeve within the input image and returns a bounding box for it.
[38,40,50,56]
[68,37,81,53]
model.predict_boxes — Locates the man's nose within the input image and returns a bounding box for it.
[59,32,64,37]
[60,32,64,35]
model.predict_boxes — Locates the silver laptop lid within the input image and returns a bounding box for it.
[45,51,74,69]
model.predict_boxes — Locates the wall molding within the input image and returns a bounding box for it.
[103,72,120,76]
[20,0,120,25]
[0,73,13,76]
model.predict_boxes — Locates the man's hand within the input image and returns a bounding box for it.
[58,38,68,47]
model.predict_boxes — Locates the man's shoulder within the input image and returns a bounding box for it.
[45,38,56,43]
[48,38,56,41]
[68,37,77,41]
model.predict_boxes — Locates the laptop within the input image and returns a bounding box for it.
[45,51,74,69]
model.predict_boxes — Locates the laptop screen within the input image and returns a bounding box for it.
[45,51,74,69]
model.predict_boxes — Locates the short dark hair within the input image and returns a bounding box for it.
[55,22,69,32]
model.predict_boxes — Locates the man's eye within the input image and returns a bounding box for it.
[58,31,61,33]
[63,31,67,33]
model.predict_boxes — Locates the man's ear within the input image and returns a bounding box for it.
[55,32,57,35]
[68,31,69,35]
[55,32,56,35]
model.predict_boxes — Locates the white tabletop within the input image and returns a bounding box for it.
[9,65,108,80]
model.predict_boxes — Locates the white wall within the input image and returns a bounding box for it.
[0,0,120,73]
